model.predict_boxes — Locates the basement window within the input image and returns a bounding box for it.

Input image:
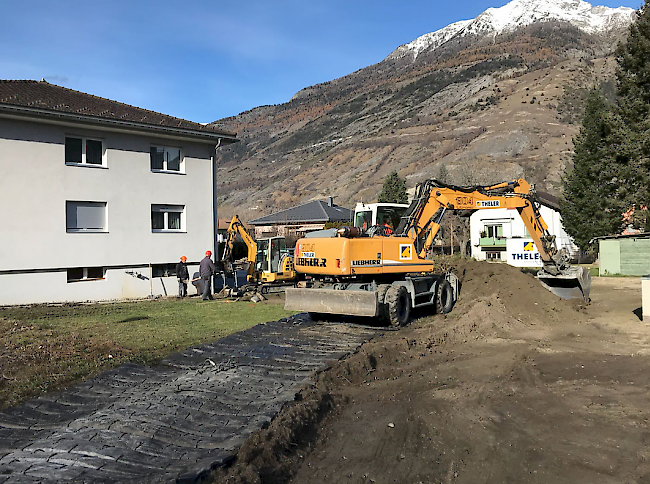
[486,251,502,261]
[151,264,177,278]
[67,267,105,282]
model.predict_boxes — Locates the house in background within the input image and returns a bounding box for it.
[469,192,579,267]
[249,197,352,239]
[0,80,237,305]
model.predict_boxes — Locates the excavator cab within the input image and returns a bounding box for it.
[254,236,286,275]
[354,203,408,232]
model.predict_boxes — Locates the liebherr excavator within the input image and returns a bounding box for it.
[285,179,591,326]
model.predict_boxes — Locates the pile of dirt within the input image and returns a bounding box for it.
[210,260,649,484]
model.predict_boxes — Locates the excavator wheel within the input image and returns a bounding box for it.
[386,285,411,327]
[376,284,391,322]
[435,280,455,314]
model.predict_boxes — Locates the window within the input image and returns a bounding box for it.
[485,224,503,238]
[65,137,105,166]
[66,201,107,232]
[151,204,185,232]
[67,267,105,282]
[150,146,183,172]
[151,263,177,278]
[486,251,502,261]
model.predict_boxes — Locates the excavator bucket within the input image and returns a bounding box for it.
[536,266,591,302]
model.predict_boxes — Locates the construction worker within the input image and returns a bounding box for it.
[199,250,216,300]
[176,256,189,298]
[383,222,393,235]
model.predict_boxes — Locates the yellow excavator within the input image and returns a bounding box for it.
[221,215,298,293]
[285,179,590,325]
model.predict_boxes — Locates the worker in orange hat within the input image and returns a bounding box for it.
[176,255,189,298]
[199,250,216,300]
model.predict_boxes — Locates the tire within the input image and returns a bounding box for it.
[386,285,411,327]
[376,284,391,322]
[435,280,455,314]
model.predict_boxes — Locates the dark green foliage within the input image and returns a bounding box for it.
[324,220,348,229]
[562,1,650,245]
[614,1,650,229]
[378,171,407,204]
[561,89,622,249]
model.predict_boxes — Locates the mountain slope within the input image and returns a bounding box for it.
[213,0,634,224]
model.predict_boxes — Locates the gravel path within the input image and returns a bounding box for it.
[0,316,379,483]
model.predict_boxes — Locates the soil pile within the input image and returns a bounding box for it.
[211,260,650,484]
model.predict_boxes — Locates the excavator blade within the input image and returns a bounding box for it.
[536,266,591,302]
[284,288,378,317]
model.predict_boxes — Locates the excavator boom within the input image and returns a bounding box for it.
[398,178,590,300]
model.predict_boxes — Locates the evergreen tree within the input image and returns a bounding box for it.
[614,0,650,230]
[562,1,650,245]
[561,88,622,249]
[378,170,407,204]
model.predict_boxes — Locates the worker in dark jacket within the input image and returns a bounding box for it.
[199,250,216,300]
[176,256,189,298]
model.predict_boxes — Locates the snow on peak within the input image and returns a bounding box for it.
[388,0,636,61]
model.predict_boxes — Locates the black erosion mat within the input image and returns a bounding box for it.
[0,317,378,483]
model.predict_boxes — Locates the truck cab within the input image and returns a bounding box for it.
[354,202,409,232]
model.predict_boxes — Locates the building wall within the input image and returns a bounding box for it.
[599,237,650,276]
[470,206,578,265]
[0,118,215,304]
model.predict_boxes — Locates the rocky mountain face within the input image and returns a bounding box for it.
[213,0,635,222]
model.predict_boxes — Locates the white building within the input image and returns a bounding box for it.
[0,80,237,305]
[469,193,579,266]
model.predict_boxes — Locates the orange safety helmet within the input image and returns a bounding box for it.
[180,256,187,262]
[205,250,212,257]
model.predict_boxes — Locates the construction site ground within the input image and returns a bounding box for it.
[215,260,649,484]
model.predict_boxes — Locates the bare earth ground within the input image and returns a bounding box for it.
[212,260,649,484]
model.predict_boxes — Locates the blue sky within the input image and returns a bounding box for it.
[1,0,642,123]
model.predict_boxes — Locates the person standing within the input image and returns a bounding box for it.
[199,250,216,300]
[176,255,189,298]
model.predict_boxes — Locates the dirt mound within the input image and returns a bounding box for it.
[210,261,648,484]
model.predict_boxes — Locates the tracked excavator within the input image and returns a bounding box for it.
[221,215,298,294]
[285,179,591,326]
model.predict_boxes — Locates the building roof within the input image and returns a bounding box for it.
[591,232,650,242]
[249,199,353,225]
[0,80,237,144]
[536,191,560,211]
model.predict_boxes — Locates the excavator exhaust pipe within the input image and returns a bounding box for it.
[536,266,591,302]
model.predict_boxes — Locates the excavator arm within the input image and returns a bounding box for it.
[397,179,589,299]
[222,215,257,280]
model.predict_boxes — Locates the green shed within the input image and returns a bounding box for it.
[596,233,650,276]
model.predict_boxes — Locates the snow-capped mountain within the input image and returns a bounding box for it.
[388,0,636,61]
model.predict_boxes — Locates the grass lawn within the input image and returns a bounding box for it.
[0,296,296,410]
